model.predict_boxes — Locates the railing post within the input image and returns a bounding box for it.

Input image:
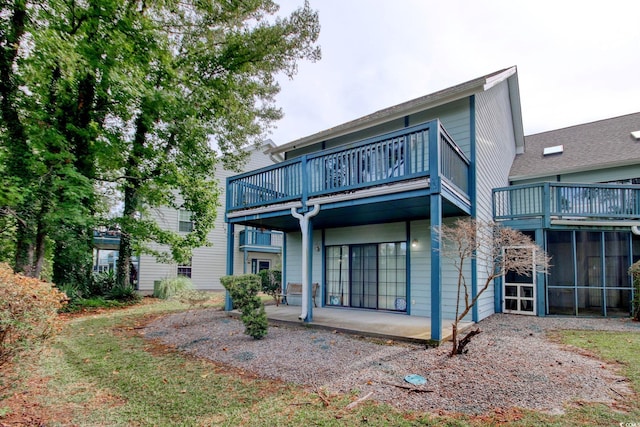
[301,154,309,206]
[543,183,551,228]
[226,176,232,212]
[429,122,441,192]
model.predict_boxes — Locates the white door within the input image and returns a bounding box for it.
[502,246,536,315]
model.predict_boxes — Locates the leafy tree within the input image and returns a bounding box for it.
[0,0,320,287]
[110,0,321,286]
[435,218,550,356]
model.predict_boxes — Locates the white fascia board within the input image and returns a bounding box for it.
[483,66,517,91]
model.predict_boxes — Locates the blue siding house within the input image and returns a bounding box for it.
[225,67,522,341]
[224,66,639,341]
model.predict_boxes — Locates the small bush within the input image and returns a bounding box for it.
[107,283,141,303]
[153,276,194,300]
[220,274,268,339]
[58,282,81,302]
[91,270,117,296]
[0,263,67,365]
[258,269,282,305]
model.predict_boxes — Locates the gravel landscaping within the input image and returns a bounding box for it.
[143,309,640,415]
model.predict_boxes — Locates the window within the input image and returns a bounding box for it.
[177,258,192,278]
[251,259,271,274]
[178,210,194,233]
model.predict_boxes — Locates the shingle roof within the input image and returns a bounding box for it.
[510,112,640,181]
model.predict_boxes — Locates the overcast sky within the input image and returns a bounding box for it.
[268,0,640,145]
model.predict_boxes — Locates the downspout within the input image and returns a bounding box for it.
[632,226,640,236]
[291,203,320,321]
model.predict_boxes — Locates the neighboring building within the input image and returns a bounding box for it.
[136,142,283,293]
[495,112,640,317]
[224,66,640,342]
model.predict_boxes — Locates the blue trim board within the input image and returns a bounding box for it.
[430,194,443,341]
[228,207,297,224]
[469,95,478,322]
[406,221,413,316]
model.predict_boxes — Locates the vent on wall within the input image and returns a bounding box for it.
[632,130,640,140]
[543,145,564,156]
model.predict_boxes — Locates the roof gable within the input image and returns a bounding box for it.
[269,66,523,155]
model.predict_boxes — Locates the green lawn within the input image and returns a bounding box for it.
[3,299,640,426]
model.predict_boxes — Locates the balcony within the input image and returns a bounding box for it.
[226,120,470,222]
[238,228,283,253]
[93,229,121,250]
[493,182,640,226]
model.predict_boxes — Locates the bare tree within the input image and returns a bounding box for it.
[435,218,550,356]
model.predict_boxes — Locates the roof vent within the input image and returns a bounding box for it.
[543,145,564,156]
[632,130,640,141]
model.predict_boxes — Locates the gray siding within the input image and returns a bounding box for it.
[138,146,277,292]
[284,230,323,284]
[409,220,430,317]
[286,99,471,160]
[474,81,518,320]
[324,223,405,246]
[437,216,473,321]
[512,164,640,186]
[409,98,471,157]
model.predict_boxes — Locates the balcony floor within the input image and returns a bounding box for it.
[255,304,474,345]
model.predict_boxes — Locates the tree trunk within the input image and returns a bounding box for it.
[116,100,152,287]
[1,1,33,276]
[115,186,135,288]
[449,322,459,357]
[14,221,35,276]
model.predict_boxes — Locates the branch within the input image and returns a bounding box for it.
[315,388,331,407]
[457,276,495,322]
[381,381,434,393]
[0,207,27,226]
[345,391,374,410]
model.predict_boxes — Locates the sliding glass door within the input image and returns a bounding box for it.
[325,242,407,312]
[350,245,378,309]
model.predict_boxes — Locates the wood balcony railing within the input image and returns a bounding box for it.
[227,120,469,212]
[493,182,640,223]
[238,229,283,250]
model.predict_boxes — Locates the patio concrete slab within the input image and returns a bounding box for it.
[262,304,474,344]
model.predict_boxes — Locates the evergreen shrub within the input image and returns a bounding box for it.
[220,274,267,339]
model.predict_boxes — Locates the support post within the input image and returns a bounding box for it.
[429,122,443,341]
[430,194,442,341]
[291,204,320,322]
